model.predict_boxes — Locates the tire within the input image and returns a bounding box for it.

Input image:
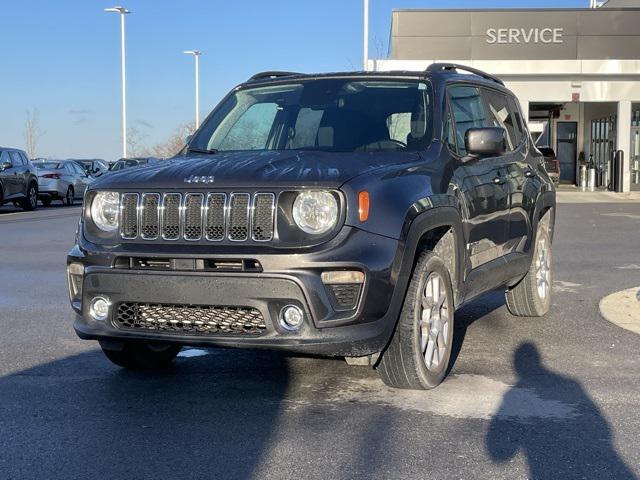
[41,197,52,207]
[505,225,553,317]
[377,251,455,390]
[101,341,182,370]
[64,187,74,206]
[21,183,38,211]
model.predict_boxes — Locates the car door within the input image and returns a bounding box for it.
[481,88,534,256]
[72,163,91,195]
[10,151,28,197]
[446,84,510,271]
[1,150,18,198]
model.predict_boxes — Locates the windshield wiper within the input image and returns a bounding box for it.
[188,147,219,155]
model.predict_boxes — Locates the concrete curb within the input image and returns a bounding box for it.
[599,286,640,335]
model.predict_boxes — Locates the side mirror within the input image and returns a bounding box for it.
[464,127,506,157]
[1,160,12,171]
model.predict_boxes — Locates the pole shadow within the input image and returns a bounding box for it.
[486,342,636,479]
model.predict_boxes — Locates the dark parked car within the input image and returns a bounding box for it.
[67,64,556,390]
[0,147,39,210]
[75,159,110,177]
[539,147,561,185]
[108,157,159,172]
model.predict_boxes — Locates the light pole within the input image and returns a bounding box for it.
[183,50,202,128]
[104,6,131,158]
[363,0,369,71]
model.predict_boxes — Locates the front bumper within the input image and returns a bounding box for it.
[68,226,405,356]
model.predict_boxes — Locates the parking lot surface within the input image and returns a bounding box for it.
[0,202,639,479]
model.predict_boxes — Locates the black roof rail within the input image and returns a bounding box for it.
[248,71,303,82]
[425,63,504,86]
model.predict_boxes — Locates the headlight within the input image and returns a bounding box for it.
[292,190,338,235]
[90,191,119,232]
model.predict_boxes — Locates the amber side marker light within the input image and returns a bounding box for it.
[358,191,370,222]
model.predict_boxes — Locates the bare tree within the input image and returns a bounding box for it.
[127,126,148,158]
[142,122,195,159]
[23,109,45,159]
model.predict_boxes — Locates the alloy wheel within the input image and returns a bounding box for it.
[29,187,37,209]
[535,236,551,300]
[419,272,450,371]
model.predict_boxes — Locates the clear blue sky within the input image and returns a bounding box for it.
[1,0,586,161]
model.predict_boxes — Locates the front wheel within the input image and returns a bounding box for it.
[21,183,38,211]
[377,251,455,390]
[505,225,553,317]
[101,341,181,370]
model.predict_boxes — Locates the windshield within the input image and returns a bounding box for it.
[191,79,433,153]
[35,162,63,169]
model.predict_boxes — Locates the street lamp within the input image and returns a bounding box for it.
[104,6,131,158]
[184,50,202,128]
[363,0,369,71]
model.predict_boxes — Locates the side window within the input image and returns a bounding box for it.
[10,151,24,166]
[448,86,487,155]
[483,89,520,151]
[218,102,279,151]
[19,152,30,165]
[0,150,11,167]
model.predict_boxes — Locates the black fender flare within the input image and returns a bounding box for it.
[529,190,557,252]
[389,200,466,315]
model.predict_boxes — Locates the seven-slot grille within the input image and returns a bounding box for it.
[119,192,275,242]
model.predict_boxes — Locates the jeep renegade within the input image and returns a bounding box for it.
[67,64,556,390]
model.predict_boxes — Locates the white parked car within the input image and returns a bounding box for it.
[33,160,93,206]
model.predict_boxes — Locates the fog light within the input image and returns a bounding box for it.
[89,296,111,321]
[280,305,304,331]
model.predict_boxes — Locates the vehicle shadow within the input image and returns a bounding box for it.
[0,348,291,479]
[486,342,636,479]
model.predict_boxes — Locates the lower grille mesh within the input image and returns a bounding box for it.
[115,302,266,335]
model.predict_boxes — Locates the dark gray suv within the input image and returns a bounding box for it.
[0,147,39,210]
[68,64,556,390]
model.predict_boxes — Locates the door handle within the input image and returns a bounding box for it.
[524,168,536,178]
[493,176,506,185]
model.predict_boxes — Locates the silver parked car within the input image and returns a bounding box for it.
[33,160,93,206]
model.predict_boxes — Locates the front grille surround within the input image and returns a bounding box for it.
[117,191,276,244]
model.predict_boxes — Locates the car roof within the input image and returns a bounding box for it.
[242,65,507,92]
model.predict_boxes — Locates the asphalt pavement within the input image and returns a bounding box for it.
[0,201,639,479]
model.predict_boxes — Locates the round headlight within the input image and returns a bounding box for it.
[91,191,120,232]
[292,190,338,235]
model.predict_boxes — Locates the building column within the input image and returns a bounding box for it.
[617,100,632,192]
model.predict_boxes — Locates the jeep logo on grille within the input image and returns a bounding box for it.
[184,175,215,184]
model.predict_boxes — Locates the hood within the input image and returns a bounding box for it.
[91,150,421,190]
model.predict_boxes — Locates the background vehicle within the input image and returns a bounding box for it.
[539,147,561,185]
[69,65,555,390]
[33,159,93,206]
[0,147,39,210]
[75,159,109,177]
[108,157,160,172]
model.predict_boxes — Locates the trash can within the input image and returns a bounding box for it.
[588,168,596,191]
[579,165,588,191]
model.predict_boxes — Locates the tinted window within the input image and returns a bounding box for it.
[442,107,457,152]
[193,79,434,153]
[0,150,11,167]
[448,86,487,155]
[508,95,525,144]
[483,89,520,151]
[35,162,63,169]
[10,151,24,166]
